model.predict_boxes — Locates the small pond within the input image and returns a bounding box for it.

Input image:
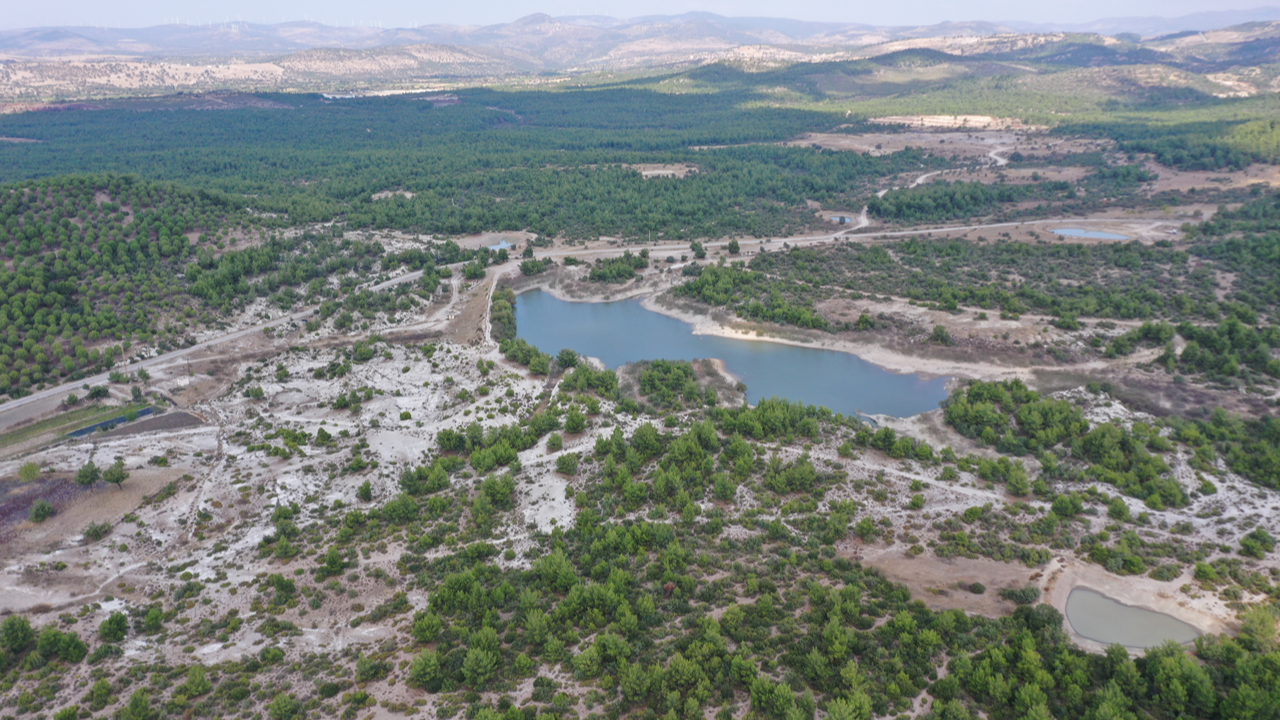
[487,240,514,251]
[514,290,949,417]
[1065,588,1200,649]
[1052,228,1130,240]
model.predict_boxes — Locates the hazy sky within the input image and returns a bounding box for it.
[3,0,1265,30]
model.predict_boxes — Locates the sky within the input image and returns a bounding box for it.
[2,0,1269,30]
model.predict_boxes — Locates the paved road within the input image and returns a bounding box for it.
[0,214,1172,432]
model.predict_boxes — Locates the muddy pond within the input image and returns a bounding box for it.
[514,290,948,417]
[1065,588,1200,649]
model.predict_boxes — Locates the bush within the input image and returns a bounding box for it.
[88,644,122,664]
[29,499,55,523]
[929,325,953,346]
[268,693,300,720]
[99,612,128,642]
[83,521,112,541]
[998,586,1042,605]
[118,690,155,720]
[969,582,986,595]
[557,453,580,476]
[1240,527,1276,559]
[18,461,40,482]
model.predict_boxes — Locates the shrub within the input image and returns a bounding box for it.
[930,325,953,346]
[1240,528,1276,559]
[83,521,112,541]
[99,612,128,642]
[557,453,580,476]
[118,690,154,720]
[969,582,986,595]
[998,586,1042,605]
[268,693,300,720]
[29,499,55,522]
[18,461,40,482]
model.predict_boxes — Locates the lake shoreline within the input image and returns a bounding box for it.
[509,280,949,417]
[506,268,1029,390]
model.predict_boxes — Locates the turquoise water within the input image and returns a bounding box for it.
[1065,588,1200,649]
[488,240,514,250]
[1053,228,1130,240]
[514,290,949,417]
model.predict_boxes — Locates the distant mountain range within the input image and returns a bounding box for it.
[3,7,1280,60]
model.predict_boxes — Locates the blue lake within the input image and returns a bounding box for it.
[1053,228,1130,240]
[514,290,949,417]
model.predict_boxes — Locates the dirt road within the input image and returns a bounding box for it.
[0,213,1176,434]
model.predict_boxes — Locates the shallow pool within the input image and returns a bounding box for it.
[487,240,514,251]
[514,290,949,417]
[1065,588,1200,649]
[1052,228,1130,240]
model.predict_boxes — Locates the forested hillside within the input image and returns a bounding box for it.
[0,90,942,240]
[0,174,476,399]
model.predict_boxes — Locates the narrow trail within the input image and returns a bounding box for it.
[911,171,942,187]
[988,146,1011,166]
[855,205,869,229]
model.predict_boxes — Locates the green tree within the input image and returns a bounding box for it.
[462,647,500,689]
[0,615,33,653]
[103,460,129,489]
[76,461,101,486]
[727,239,741,254]
[319,547,346,579]
[87,679,112,711]
[557,453,580,476]
[268,693,300,720]
[142,607,163,633]
[118,690,155,720]
[621,661,651,703]
[556,348,579,369]
[357,480,373,502]
[99,612,128,643]
[407,649,441,689]
[181,666,212,697]
[826,695,872,720]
